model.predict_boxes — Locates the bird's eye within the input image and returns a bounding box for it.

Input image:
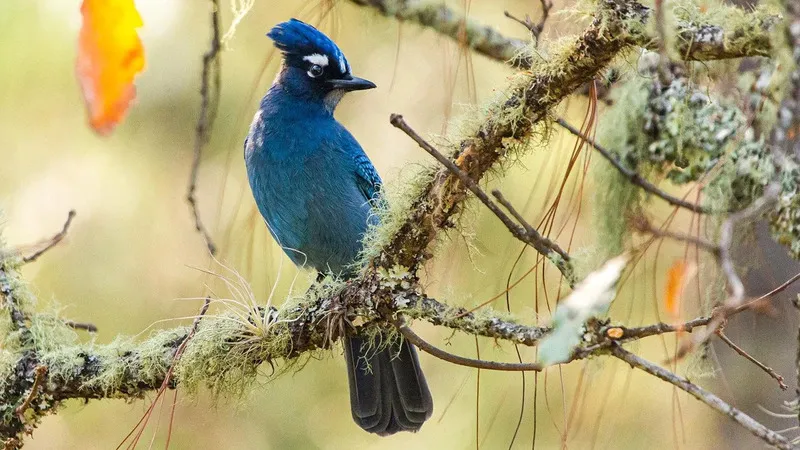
[308,64,324,78]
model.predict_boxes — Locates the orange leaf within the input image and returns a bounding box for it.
[77,0,145,135]
[664,260,696,319]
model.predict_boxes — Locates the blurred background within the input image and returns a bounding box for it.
[1,0,798,448]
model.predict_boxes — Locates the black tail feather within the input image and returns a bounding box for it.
[344,334,433,436]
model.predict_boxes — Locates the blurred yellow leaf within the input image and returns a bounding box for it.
[77,0,145,135]
[665,260,696,319]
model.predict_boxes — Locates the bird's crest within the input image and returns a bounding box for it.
[267,19,349,75]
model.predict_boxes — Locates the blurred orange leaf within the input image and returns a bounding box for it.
[665,260,696,319]
[77,0,145,135]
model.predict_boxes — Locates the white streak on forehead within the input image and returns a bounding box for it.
[303,53,329,67]
[338,53,347,73]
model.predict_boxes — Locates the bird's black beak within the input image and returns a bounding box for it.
[327,75,376,91]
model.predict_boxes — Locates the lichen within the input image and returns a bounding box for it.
[704,134,800,258]
[602,68,745,185]
[644,78,744,183]
[177,277,344,398]
[670,0,780,60]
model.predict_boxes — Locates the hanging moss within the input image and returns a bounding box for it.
[591,76,650,266]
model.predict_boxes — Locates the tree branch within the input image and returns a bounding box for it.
[0,0,791,446]
[347,0,777,67]
[504,0,552,46]
[375,0,649,273]
[389,114,575,284]
[186,0,221,256]
[612,345,796,449]
[716,329,788,391]
[556,118,715,214]
[19,210,75,264]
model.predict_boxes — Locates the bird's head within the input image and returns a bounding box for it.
[267,19,375,111]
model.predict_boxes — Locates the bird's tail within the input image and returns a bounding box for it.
[343,334,433,436]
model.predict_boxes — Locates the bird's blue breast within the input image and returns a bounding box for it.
[245,85,378,274]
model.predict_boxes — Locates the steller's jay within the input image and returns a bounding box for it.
[244,19,433,435]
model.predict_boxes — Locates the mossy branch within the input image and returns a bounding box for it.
[372,0,648,272]
[349,0,528,66]
[0,252,555,444]
[347,0,778,66]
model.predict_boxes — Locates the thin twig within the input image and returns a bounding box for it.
[653,0,670,80]
[64,321,98,333]
[15,366,47,419]
[719,183,781,311]
[116,297,211,449]
[555,118,713,214]
[186,0,221,256]
[390,114,575,284]
[669,184,781,360]
[176,297,212,362]
[491,190,570,261]
[504,0,552,45]
[21,210,76,264]
[611,345,795,449]
[395,319,544,371]
[607,316,710,341]
[737,270,800,312]
[630,214,720,255]
[716,329,787,390]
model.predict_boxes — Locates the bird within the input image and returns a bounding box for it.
[244,19,433,436]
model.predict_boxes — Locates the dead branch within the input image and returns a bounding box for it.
[556,118,715,214]
[612,345,796,450]
[390,114,574,284]
[716,329,788,391]
[19,210,75,264]
[504,0,552,45]
[186,0,221,256]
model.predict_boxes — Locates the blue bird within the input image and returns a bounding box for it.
[245,19,433,435]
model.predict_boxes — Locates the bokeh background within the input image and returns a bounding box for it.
[1,0,798,448]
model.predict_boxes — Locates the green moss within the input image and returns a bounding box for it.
[0,349,15,391]
[29,312,77,353]
[591,78,650,265]
[671,0,780,59]
[177,277,345,398]
[357,163,438,267]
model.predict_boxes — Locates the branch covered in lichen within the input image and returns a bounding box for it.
[0,250,554,443]
[369,0,650,272]
[347,0,778,66]
[348,0,529,66]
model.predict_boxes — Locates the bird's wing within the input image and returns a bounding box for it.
[353,153,382,203]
